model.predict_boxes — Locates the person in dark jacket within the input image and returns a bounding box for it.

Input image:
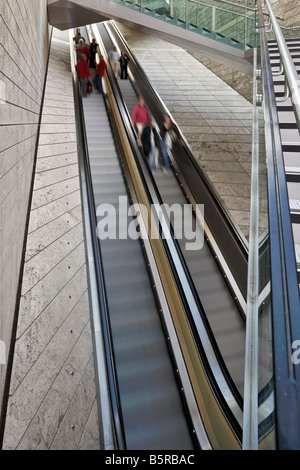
[159,114,184,173]
[73,28,85,45]
[141,119,160,170]
[119,50,130,80]
[89,38,99,69]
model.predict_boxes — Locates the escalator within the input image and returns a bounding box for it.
[90,19,279,449]
[73,28,196,450]
[95,20,247,400]
[72,0,300,451]
[72,21,252,449]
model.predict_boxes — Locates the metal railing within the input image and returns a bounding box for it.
[108,0,258,46]
[263,0,300,127]
[244,0,300,450]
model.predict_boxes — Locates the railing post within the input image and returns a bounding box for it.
[185,0,188,26]
[212,5,216,32]
[244,9,248,45]
[170,0,174,17]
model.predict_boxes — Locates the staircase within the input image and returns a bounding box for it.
[268,38,300,275]
[109,0,257,49]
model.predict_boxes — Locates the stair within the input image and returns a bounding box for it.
[108,0,256,49]
[268,38,300,276]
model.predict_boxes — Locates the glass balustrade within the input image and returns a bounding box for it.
[107,0,258,49]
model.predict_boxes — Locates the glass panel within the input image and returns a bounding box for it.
[186,2,214,31]
[108,0,258,48]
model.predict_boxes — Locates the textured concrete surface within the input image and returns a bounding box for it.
[0,0,49,423]
[2,28,100,450]
[116,21,268,240]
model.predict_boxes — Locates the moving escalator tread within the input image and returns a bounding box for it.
[81,85,195,449]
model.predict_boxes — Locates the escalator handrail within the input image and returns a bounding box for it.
[71,34,127,450]
[258,0,300,450]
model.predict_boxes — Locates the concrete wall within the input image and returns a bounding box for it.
[186,49,254,102]
[0,0,49,423]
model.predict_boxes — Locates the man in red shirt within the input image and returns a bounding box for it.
[131,97,150,145]
[93,55,107,94]
[76,54,91,97]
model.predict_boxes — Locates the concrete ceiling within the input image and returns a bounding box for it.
[48,0,109,29]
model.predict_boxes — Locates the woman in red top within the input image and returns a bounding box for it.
[76,39,91,61]
[93,55,107,94]
[131,97,150,144]
[76,54,91,97]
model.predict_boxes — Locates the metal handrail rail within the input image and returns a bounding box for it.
[186,0,256,21]
[281,25,300,31]
[135,0,257,13]
[187,0,256,14]
[263,0,300,127]
[257,0,300,450]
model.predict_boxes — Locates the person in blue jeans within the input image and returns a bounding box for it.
[159,115,184,173]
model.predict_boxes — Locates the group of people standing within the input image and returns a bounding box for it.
[74,29,107,97]
[74,29,182,174]
[108,45,130,80]
[131,97,184,174]
[74,29,130,97]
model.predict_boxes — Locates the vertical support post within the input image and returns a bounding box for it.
[169,0,174,17]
